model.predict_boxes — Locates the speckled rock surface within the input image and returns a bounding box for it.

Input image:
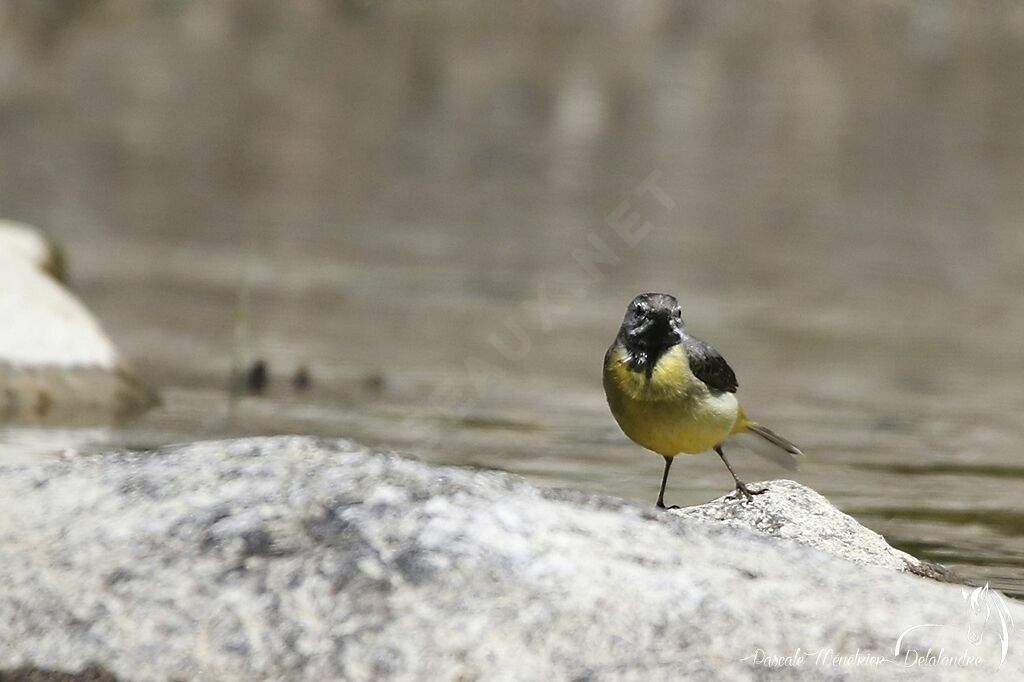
[670,479,956,580]
[0,437,1018,681]
[0,223,155,422]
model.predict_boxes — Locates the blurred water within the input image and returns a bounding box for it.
[1,1,1024,595]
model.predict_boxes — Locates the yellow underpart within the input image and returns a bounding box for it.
[604,343,743,456]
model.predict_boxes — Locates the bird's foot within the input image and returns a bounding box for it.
[656,501,681,511]
[730,482,767,502]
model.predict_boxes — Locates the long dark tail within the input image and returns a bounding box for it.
[731,412,804,470]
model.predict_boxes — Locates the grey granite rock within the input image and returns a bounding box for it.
[669,479,958,581]
[0,436,1019,681]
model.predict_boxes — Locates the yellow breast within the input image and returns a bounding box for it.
[603,343,739,456]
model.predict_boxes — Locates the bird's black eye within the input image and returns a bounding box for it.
[673,309,682,319]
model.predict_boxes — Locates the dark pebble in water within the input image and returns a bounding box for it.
[243,360,269,395]
[292,365,311,392]
[363,372,385,394]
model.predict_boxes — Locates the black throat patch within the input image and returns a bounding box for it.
[623,341,677,379]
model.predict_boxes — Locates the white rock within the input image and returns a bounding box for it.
[0,222,155,421]
[0,255,119,369]
[0,219,64,279]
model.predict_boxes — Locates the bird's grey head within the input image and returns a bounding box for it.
[619,292,684,350]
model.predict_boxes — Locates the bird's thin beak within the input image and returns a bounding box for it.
[627,318,653,338]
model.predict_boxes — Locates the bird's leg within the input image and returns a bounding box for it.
[656,456,679,510]
[714,445,766,502]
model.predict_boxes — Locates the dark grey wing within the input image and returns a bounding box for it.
[684,335,738,393]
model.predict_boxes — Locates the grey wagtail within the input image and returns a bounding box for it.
[603,293,803,508]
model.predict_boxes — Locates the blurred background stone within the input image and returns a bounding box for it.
[0,220,66,281]
[0,224,156,422]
